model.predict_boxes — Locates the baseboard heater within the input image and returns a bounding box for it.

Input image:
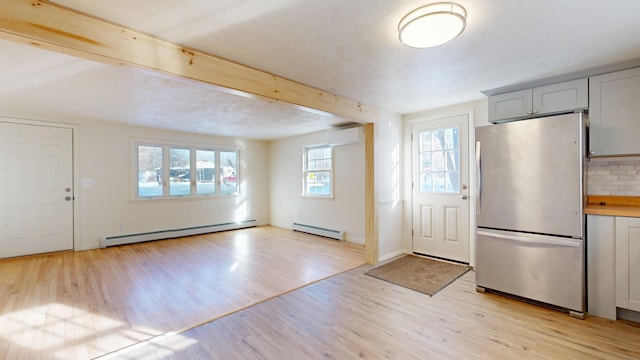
[100,220,257,248]
[292,222,344,241]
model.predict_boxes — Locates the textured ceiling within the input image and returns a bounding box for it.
[2,0,640,139]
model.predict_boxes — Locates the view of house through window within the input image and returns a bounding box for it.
[219,151,238,195]
[303,145,332,196]
[418,127,460,193]
[136,142,238,198]
[138,145,163,197]
[196,149,216,195]
[169,148,190,196]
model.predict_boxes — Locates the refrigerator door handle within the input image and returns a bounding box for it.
[477,230,581,248]
[475,140,482,214]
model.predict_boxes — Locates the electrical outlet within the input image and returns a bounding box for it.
[118,224,125,231]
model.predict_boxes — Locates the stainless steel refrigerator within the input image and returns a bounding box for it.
[475,112,586,318]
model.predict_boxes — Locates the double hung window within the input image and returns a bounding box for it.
[303,145,332,197]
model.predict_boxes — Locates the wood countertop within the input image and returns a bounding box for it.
[585,195,640,217]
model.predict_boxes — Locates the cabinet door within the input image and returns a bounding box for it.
[488,89,532,123]
[533,78,588,116]
[615,217,640,312]
[587,215,616,319]
[590,67,640,156]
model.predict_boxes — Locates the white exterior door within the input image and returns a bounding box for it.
[412,115,470,263]
[0,122,73,258]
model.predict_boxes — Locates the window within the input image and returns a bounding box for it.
[169,148,190,196]
[138,145,163,197]
[418,127,460,193]
[135,141,238,199]
[303,145,332,197]
[219,151,238,195]
[195,149,216,195]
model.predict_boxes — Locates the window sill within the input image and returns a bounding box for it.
[130,194,238,203]
[300,194,335,200]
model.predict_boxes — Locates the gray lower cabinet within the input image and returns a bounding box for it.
[488,78,588,123]
[588,215,640,319]
[615,217,640,312]
[587,215,616,319]
[589,66,640,156]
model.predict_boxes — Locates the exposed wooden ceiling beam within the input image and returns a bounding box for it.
[0,0,378,122]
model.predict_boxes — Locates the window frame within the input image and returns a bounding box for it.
[132,138,239,200]
[302,144,334,198]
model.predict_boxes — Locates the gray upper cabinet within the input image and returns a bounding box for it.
[488,78,588,123]
[589,67,640,157]
[488,89,532,122]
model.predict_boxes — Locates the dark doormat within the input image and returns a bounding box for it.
[365,255,470,296]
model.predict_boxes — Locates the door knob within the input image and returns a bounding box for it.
[461,184,468,190]
[461,195,468,200]
[65,196,72,201]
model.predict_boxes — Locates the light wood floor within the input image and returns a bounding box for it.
[104,265,640,359]
[0,226,366,359]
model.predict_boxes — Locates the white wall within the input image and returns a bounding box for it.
[0,114,270,250]
[375,110,406,261]
[268,129,365,243]
[1,98,488,262]
[75,119,270,250]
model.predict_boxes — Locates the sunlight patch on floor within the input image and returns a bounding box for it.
[0,302,175,359]
[0,303,119,355]
[96,330,198,359]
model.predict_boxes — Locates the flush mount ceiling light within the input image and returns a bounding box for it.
[398,2,467,48]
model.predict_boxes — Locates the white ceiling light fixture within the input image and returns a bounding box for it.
[398,2,467,48]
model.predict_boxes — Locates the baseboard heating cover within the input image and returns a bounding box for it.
[292,222,344,241]
[100,220,257,248]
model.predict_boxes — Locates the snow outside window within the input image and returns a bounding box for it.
[135,142,238,199]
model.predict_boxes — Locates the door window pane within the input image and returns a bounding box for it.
[432,150,445,172]
[419,127,460,193]
[169,148,190,196]
[420,171,433,193]
[137,145,163,197]
[196,150,216,195]
[220,151,238,195]
[419,131,432,151]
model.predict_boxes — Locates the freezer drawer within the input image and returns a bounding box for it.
[476,229,584,313]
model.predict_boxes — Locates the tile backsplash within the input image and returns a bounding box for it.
[587,159,640,196]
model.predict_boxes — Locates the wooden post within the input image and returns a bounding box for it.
[364,123,377,265]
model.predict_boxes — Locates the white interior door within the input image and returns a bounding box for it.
[412,115,469,263]
[0,122,73,258]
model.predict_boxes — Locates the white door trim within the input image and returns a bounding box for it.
[0,115,78,252]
